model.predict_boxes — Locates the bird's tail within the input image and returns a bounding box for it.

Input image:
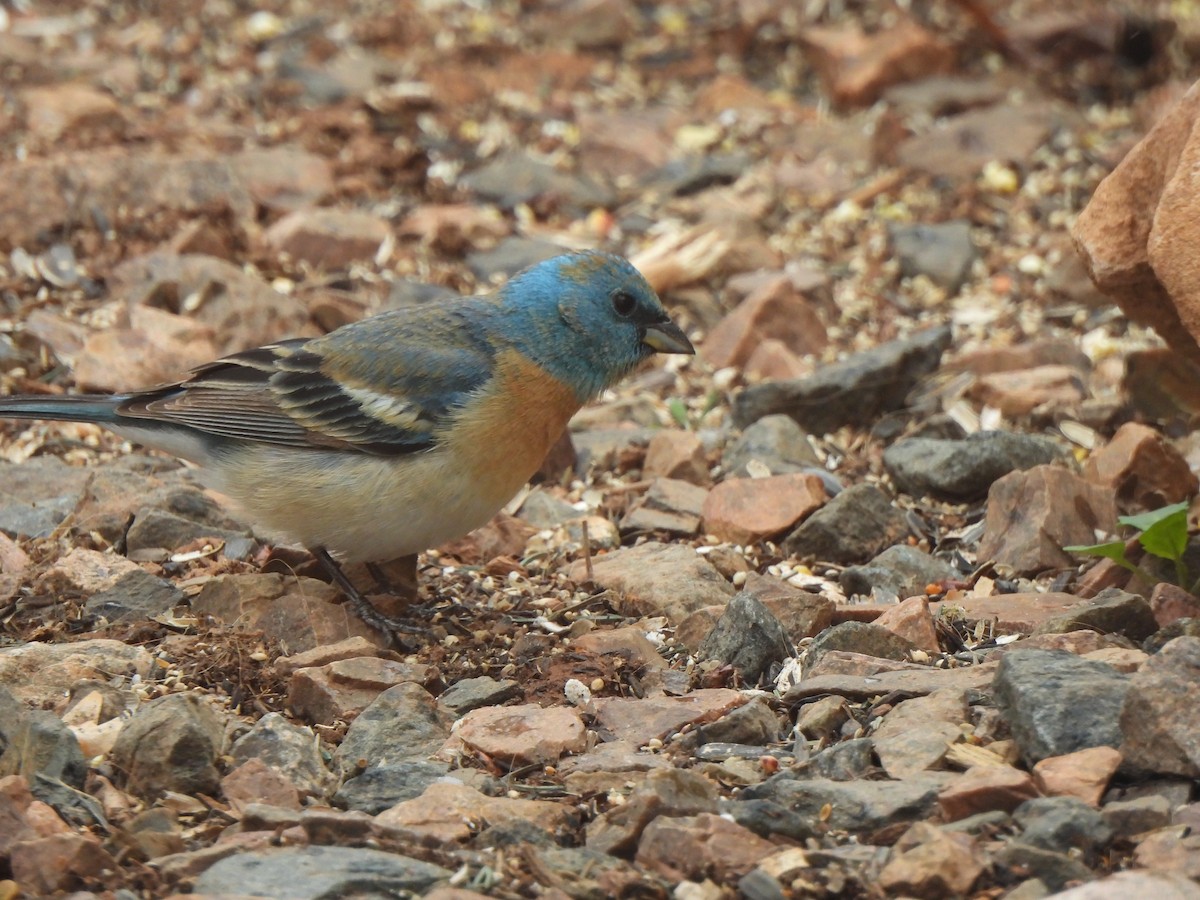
[0,395,126,425]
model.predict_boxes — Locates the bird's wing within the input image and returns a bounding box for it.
[118,306,498,456]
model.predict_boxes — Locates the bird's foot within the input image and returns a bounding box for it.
[314,548,429,648]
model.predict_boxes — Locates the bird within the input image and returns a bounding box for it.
[0,251,694,636]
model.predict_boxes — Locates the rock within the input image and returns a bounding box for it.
[1072,79,1200,364]
[229,146,335,212]
[701,473,826,545]
[620,477,707,536]
[878,821,986,899]
[979,465,1119,575]
[1134,826,1200,879]
[697,593,792,682]
[890,220,977,292]
[798,18,955,108]
[22,83,123,144]
[740,774,947,833]
[466,236,566,280]
[807,737,877,781]
[378,781,576,843]
[72,305,220,392]
[785,658,998,704]
[333,760,451,814]
[884,431,1065,502]
[590,690,747,746]
[732,325,952,432]
[808,621,917,665]
[0,702,87,787]
[1013,796,1114,860]
[396,202,509,250]
[0,638,154,708]
[993,650,1129,764]
[937,765,1039,821]
[450,705,586,768]
[229,712,335,801]
[83,567,184,623]
[437,676,523,717]
[1050,871,1200,899]
[569,542,735,622]
[1083,422,1199,512]
[641,152,750,198]
[1100,794,1172,839]
[110,693,225,800]
[722,414,823,478]
[643,430,710,485]
[701,274,827,371]
[635,812,777,882]
[264,207,392,270]
[585,768,720,855]
[110,252,309,355]
[783,483,909,565]
[967,365,1087,418]
[932,591,1095,633]
[462,151,613,210]
[1119,636,1200,777]
[288,655,439,726]
[740,572,835,643]
[1033,587,1159,642]
[1151,582,1200,628]
[8,832,116,895]
[1033,746,1122,807]
[840,545,957,602]
[333,683,448,777]
[795,696,852,740]
[897,104,1061,181]
[274,636,401,677]
[874,595,941,654]
[872,689,967,779]
[995,842,1096,893]
[193,845,450,898]
[221,758,302,813]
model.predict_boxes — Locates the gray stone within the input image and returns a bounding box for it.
[466,236,567,281]
[643,153,750,196]
[517,490,582,529]
[333,683,449,776]
[462,152,614,210]
[995,842,1095,893]
[840,545,958,601]
[229,713,335,800]
[883,431,1065,502]
[723,414,823,478]
[993,650,1129,764]
[783,483,909,565]
[193,845,450,898]
[619,477,707,536]
[1101,795,1172,839]
[732,325,952,432]
[725,798,819,841]
[125,507,250,554]
[741,774,946,833]
[806,738,877,781]
[1013,796,1114,860]
[333,761,452,814]
[1034,588,1159,643]
[686,696,782,748]
[890,220,977,292]
[437,676,523,717]
[85,568,183,623]
[0,705,87,787]
[697,593,792,682]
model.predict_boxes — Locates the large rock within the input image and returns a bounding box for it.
[1119,636,1200,777]
[1072,79,1200,363]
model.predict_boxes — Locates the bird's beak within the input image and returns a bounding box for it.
[641,319,695,355]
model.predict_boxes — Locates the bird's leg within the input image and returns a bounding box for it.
[313,547,428,643]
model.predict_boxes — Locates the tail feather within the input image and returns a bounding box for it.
[0,395,127,425]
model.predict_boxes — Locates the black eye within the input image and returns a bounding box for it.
[611,290,637,317]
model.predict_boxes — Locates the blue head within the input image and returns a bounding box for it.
[496,252,694,401]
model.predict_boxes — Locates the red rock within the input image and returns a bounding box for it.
[221,758,302,813]
[0,775,36,856]
[620,477,707,536]
[1073,80,1200,364]
[1151,582,1200,628]
[1083,422,1199,512]
[439,513,537,564]
[288,655,438,725]
[742,572,834,642]
[875,596,940,654]
[22,83,123,143]
[937,765,1039,821]
[933,592,1093,633]
[396,203,509,251]
[873,689,968,779]
[798,18,955,108]
[635,812,777,881]
[264,207,392,270]
[576,109,674,180]
[9,833,116,895]
[450,704,586,768]
[1032,746,1121,806]
[275,636,402,677]
[701,275,827,371]
[585,768,720,855]
[643,430,710,485]
[701,473,826,545]
[1134,827,1200,879]
[743,338,812,381]
[978,466,1119,576]
[571,626,668,673]
[72,305,219,392]
[879,822,986,898]
[590,689,747,745]
[897,104,1060,180]
[375,782,575,843]
[230,147,335,212]
[967,364,1087,417]
[946,339,1091,376]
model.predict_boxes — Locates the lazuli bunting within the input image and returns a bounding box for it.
[0,251,694,634]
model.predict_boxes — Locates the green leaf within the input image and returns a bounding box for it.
[1119,501,1190,533]
[667,398,689,429]
[1136,505,1190,562]
[1063,541,1130,564]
